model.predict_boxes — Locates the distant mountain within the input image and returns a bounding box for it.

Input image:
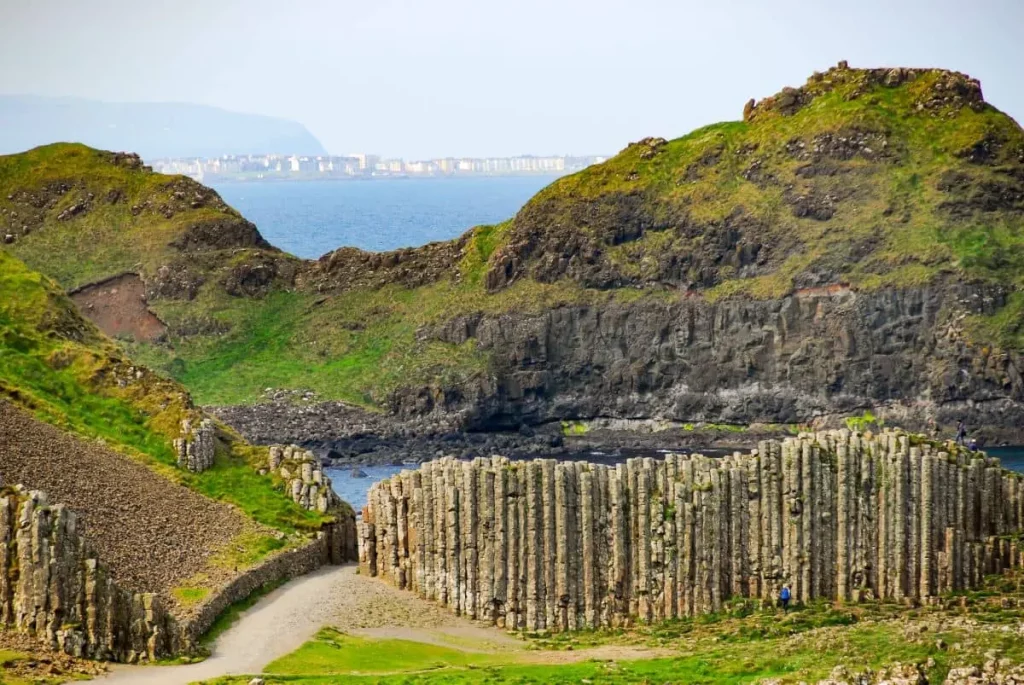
[0,95,326,159]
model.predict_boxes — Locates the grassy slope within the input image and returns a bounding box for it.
[0,250,327,539]
[128,240,612,406]
[2,67,1022,409]
[203,571,1024,684]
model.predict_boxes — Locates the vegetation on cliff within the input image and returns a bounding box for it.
[1,63,1022,411]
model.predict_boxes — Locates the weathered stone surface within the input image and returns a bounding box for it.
[267,445,341,513]
[418,285,1024,443]
[0,487,174,662]
[360,429,1024,631]
[174,418,215,473]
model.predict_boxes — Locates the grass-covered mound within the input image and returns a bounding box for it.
[490,66,1024,300]
[2,64,1022,410]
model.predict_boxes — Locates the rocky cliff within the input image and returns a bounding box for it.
[422,282,1023,441]
[360,429,1024,631]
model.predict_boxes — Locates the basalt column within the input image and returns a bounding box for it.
[360,430,1024,631]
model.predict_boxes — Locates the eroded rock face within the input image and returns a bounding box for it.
[69,273,168,342]
[360,429,1024,632]
[414,284,1024,441]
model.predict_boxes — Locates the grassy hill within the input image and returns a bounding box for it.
[489,67,1024,299]
[0,248,328,535]
[2,64,1022,418]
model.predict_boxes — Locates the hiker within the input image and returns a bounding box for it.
[969,438,978,452]
[956,420,967,446]
[779,584,791,613]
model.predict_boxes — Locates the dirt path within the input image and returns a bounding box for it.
[95,564,669,684]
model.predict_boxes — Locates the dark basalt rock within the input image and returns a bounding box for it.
[415,283,1024,443]
[169,217,271,252]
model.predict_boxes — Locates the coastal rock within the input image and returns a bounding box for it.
[414,284,1024,443]
[268,444,341,513]
[0,486,175,661]
[360,429,1024,632]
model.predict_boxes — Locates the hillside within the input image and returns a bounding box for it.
[0,249,333,617]
[1,63,1023,441]
[0,95,327,158]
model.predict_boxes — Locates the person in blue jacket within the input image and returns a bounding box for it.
[779,584,791,612]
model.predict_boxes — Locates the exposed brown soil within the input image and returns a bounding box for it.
[70,273,168,342]
[0,401,247,596]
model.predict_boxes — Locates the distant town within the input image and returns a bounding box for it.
[150,152,610,182]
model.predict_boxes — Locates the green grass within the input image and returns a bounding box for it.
[0,251,327,537]
[171,586,211,607]
[560,420,589,436]
[264,629,506,676]
[0,143,263,290]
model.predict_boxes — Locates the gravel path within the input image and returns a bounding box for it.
[0,401,247,595]
[96,564,670,685]
[98,564,460,684]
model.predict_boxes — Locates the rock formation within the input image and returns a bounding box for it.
[421,285,1024,442]
[360,429,1024,631]
[174,418,215,472]
[267,445,341,513]
[0,479,359,662]
[0,486,174,661]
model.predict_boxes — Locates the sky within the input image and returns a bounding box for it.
[0,0,1022,159]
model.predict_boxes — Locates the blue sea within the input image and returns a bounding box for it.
[211,176,562,259]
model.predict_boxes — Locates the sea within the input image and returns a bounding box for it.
[211,175,562,258]
[209,177,1024,509]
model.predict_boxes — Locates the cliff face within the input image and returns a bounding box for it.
[417,284,1024,439]
[360,430,1024,631]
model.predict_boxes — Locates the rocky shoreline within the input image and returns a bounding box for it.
[210,398,805,467]
[208,392,1024,468]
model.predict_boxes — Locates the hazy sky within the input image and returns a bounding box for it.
[1,0,1021,159]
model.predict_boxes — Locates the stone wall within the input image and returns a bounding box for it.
[0,487,174,662]
[174,418,215,473]
[359,429,1024,631]
[175,517,355,650]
